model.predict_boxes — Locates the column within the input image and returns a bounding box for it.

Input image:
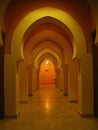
[32,67,37,91]
[78,53,94,116]
[0,45,4,119]
[4,55,19,118]
[55,68,60,88]
[59,66,64,91]
[68,61,78,102]
[27,65,33,96]
[63,64,68,95]
[36,68,39,89]
[19,61,28,103]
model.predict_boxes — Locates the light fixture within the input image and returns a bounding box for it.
[46,60,49,64]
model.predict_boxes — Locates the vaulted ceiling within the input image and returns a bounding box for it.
[0,0,97,67]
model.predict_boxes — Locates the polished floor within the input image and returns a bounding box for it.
[0,84,98,130]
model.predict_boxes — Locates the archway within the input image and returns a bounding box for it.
[4,7,94,118]
[11,7,86,60]
[33,47,62,91]
[39,59,56,86]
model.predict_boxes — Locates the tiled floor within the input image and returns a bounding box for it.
[0,84,98,130]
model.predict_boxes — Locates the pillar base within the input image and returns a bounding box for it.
[69,100,78,103]
[29,94,33,96]
[20,101,28,103]
[64,93,68,96]
[4,112,20,119]
[78,110,94,118]
[80,114,94,118]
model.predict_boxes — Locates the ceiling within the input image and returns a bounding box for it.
[0,0,96,68]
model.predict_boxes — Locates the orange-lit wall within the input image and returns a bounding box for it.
[39,60,56,84]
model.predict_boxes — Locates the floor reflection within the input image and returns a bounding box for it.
[0,84,98,130]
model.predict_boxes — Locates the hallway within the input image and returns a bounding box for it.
[0,84,98,130]
[1,0,97,119]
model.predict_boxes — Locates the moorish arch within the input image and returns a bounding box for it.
[26,49,62,93]
[24,30,73,65]
[25,29,72,51]
[35,53,58,86]
[19,40,63,100]
[32,46,78,98]
[33,51,62,88]
[23,16,73,48]
[37,53,58,69]
[11,7,86,60]
[31,40,64,61]
[19,29,72,103]
[34,48,62,69]
[4,7,94,118]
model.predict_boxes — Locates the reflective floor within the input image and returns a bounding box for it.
[0,84,98,130]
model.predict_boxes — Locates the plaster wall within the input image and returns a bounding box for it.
[39,60,55,84]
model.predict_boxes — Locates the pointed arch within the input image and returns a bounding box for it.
[11,7,86,60]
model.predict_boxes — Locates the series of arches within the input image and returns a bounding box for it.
[3,7,94,118]
[11,7,86,60]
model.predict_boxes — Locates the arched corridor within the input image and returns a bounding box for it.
[0,1,98,128]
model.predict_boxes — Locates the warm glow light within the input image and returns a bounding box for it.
[45,100,50,112]
[46,102,49,109]
[46,60,49,64]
